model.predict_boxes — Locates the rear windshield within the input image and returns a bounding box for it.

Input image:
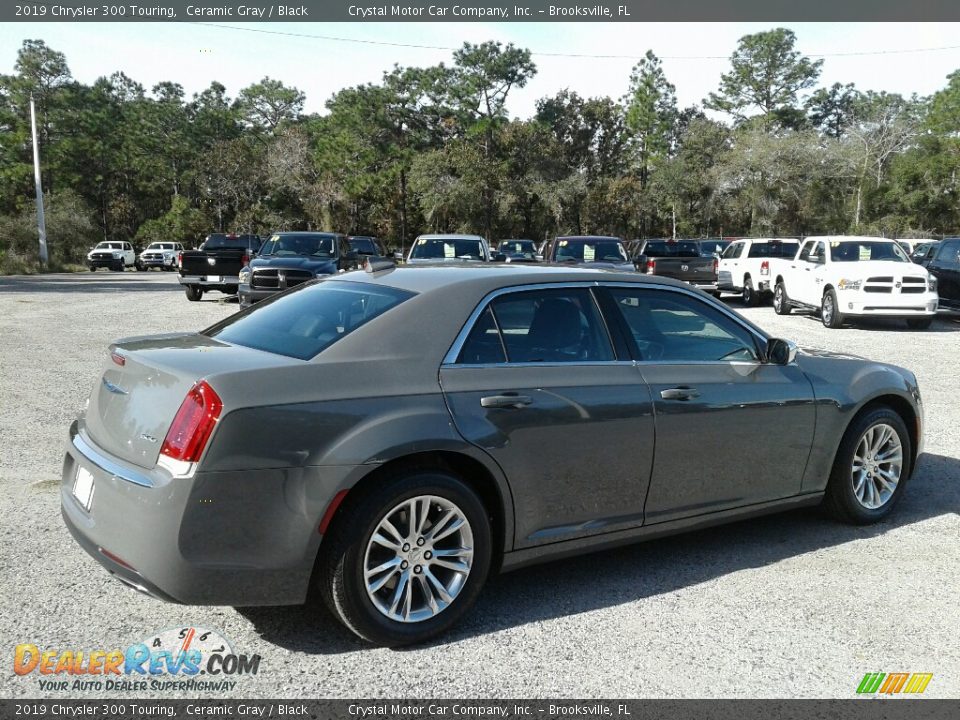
[747,242,799,258]
[205,280,415,360]
[410,238,485,260]
[830,241,909,263]
[203,235,260,250]
[260,234,336,258]
[554,239,627,263]
[642,241,700,258]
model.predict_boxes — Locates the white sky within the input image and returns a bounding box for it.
[2,22,960,117]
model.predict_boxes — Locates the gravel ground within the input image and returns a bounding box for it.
[0,271,957,699]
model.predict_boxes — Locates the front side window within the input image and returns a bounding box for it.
[607,288,759,363]
[721,243,743,259]
[457,288,613,364]
[206,280,414,360]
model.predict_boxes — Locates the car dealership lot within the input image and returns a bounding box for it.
[1,271,958,698]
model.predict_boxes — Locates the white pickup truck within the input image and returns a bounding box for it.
[718,238,800,306]
[769,236,939,329]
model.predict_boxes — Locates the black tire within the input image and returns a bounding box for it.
[112,260,122,272]
[184,285,203,302]
[773,281,792,315]
[906,317,933,330]
[318,470,492,647]
[742,276,758,307]
[711,291,723,299]
[135,262,145,271]
[88,266,96,272]
[822,406,912,525]
[821,288,844,328]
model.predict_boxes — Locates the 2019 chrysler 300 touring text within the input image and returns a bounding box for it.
[61,265,924,646]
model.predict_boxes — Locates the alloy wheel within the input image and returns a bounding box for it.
[851,423,903,510]
[363,495,474,623]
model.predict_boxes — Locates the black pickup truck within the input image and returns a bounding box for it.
[635,239,719,296]
[178,234,262,301]
[238,231,361,308]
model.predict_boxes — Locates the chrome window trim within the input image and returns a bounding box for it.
[72,432,154,488]
[442,280,771,367]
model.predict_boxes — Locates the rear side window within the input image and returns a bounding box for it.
[722,243,743,259]
[457,288,613,364]
[206,280,414,360]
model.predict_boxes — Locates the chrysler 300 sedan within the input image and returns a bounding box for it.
[62,265,923,646]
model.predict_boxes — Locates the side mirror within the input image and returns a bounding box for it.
[393,251,405,262]
[766,338,798,365]
[493,253,507,262]
[634,254,647,271]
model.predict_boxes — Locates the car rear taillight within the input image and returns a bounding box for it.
[160,381,223,464]
[646,258,656,274]
[110,351,125,367]
[713,258,719,275]
[177,251,182,268]
[241,252,250,267]
[761,260,770,276]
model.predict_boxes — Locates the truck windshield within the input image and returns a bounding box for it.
[205,280,415,360]
[260,234,335,258]
[831,241,909,263]
[555,240,628,262]
[410,238,485,260]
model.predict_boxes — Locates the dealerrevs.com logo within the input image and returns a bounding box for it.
[856,672,933,695]
[14,626,261,693]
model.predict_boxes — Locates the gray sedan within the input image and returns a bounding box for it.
[61,265,923,646]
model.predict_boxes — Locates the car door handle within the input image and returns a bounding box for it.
[481,394,533,409]
[660,387,700,401]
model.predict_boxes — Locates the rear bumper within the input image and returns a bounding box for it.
[61,420,358,606]
[178,275,237,290]
[690,282,718,292]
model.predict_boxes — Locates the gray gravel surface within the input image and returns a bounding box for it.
[1,272,957,699]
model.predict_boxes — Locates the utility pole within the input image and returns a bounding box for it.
[30,94,48,266]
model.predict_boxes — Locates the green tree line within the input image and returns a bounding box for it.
[3,29,960,272]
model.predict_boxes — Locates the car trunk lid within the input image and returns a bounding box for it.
[84,332,299,469]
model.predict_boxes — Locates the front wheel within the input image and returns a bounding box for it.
[822,407,912,524]
[88,266,96,273]
[184,285,203,301]
[318,470,492,646]
[906,317,933,330]
[742,277,758,307]
[821,288,844,328]
[773,282,791,315]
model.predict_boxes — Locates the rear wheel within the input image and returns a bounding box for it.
[135,261,145,271]
[184,285,203,302]
[821,288,843,328]
[773,281,791,315]
[906,317,933,330]
[823,407,911,524]
[318,470,491,646]
[742,276,758,307]
[88,266,96,272]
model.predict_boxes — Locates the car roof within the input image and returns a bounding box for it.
[732,237,798,243]
[803,236,893,242]
[336,263,681,294]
